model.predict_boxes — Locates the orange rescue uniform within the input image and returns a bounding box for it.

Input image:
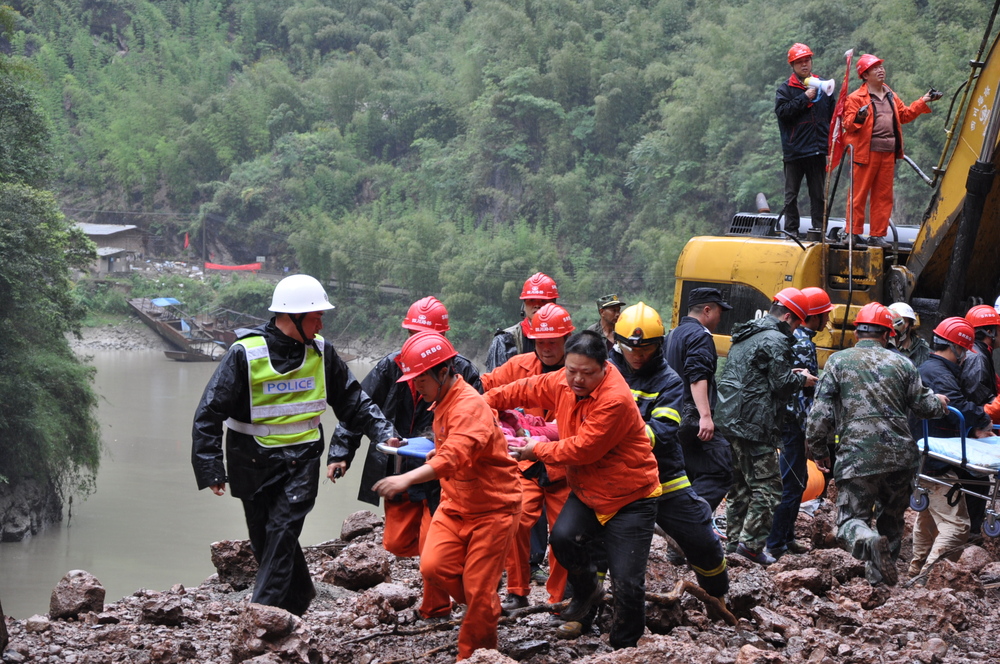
[844,84,930,237]
[422,376,522,660]
[485,363,660,516]
[481,353,569,603]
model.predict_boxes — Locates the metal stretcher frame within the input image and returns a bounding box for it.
[909,406,1000,537]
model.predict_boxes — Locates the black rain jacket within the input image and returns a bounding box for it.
[775,74,835,162]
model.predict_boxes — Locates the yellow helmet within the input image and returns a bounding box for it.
[614,302,665,347]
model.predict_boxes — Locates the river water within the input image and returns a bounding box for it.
[0,350,377,619]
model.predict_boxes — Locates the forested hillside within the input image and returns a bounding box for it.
[2,0,991,343]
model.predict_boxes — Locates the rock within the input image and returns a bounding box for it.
[49,570,105,620]
[0,479,62,542]
[141,596,185,626]
[872,589,969,632]
[750,606,800,638]
[772,568,833,595]
[24,615,49,633]
[354,588,396,625]
[230,603,321,664]
[832,578,890,610]
[506,639,549,659]
[979,560,1000,584]
[925,559,984,597]
[340,510,383,541]
[210,540,259,591]
[735,644,786,663]
[323,541,391,590]
[956,545,992,574]
[726,563,777,619]
[369,582,418,610]
[773,548,865,583]
[925,637,949,658]
[463,651,518,664]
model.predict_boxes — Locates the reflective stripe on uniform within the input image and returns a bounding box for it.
[660,475,691,494]
[226,415,323,437]
[651,406,680,422]
[631,388,660,400]
[691,557,728,578]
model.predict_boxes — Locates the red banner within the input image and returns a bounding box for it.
[827,49,855,172]
[204,262,262,271]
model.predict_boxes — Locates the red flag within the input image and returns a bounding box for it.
[827,49,855,172]
[183,232,190,249]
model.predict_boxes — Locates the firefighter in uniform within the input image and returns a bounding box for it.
[192,274,396,616]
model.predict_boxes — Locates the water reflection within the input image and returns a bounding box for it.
[0,350,375,618]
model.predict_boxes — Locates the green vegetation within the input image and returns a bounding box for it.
[0,4,101,495]
[4,0,993,347]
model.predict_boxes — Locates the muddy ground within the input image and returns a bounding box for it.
[5,497,1000,664]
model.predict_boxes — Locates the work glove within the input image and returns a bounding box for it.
[854,104,869,124]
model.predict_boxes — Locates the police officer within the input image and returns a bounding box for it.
[192,274,396,616]
[806,302,947,586]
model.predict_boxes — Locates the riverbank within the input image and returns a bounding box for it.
[5,504,1000,663]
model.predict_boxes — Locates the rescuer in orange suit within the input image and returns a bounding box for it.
[373,332,521,661]
[844,54,937,249]
[484,331,662,650]
[481,303,574,612]
[328,296,481,621]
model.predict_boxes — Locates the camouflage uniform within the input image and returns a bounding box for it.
[805,339,945,583]
[717,315,806,552]
[765,326,818,553]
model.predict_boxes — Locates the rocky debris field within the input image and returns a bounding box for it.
[65,319,166,352]
[5,502,1000,664]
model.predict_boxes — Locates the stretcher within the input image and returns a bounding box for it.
[909,406,1000,536]
[376,437,435,473]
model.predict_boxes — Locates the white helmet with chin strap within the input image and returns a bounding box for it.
[269,275,335,314]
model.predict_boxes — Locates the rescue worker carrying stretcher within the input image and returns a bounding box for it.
[327,296,481,620]
[485,330,662,651]
[373,332,521,661]
[610,303,729,598]
[191,274,397,616]
[481,303,573,613]
[485,272,559,370]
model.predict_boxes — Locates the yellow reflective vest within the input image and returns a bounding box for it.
[226,334,327,447]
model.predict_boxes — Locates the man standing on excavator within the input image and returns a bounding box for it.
[844,54,938,249]
[776,43,835,239]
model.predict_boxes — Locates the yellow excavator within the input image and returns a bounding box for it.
[672,8,1000,366]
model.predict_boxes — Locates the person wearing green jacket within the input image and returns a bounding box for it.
[716,288,816,565]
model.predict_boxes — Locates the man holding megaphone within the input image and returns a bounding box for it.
[775,43,836,239]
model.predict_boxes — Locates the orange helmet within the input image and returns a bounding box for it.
[520,272,559,300]
[527,303,574,339]
[801,287,834,316]
[396,331,458,382]
[966,304,1000,329]
[853,302,896,336]
[933,317,975,350]
[402,296,450,332]
[773,287,809,323]
[856,54,884,79]
[787,43,813,64]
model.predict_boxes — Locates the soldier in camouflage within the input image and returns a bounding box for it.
[716,288,816,565]
[806,302,947,586]
[765,287,833,557]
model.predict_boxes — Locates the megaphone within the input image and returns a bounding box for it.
[804,76,835,99]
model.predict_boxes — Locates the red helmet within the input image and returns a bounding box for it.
[527,303,575,339]
[934,317,975,350]
[520,272,559,300]
[801,287,834,316]
[773,287,809,323]
[966,304,1000,328]
[787,43,813,64]
[853,302,896,336]
[856,54,884,79]
[402,296,450,332]
[396,331,458,382]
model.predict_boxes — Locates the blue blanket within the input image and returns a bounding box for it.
[924,436,1000,470]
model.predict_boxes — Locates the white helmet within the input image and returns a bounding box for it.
[888,302,916,322]
[268,275,335,314]
[995,294,1000,315]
